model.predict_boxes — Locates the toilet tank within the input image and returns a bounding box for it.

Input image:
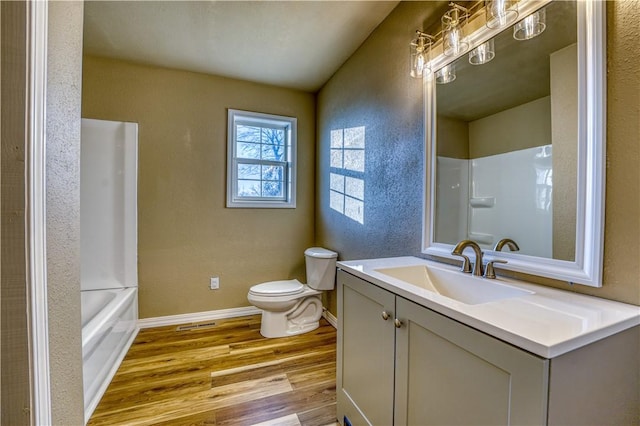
[304,247,338,290]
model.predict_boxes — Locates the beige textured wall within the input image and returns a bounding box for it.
[1,1,31,422]
[550,44,577,262]
[597,1,640,304]
[46,1,85,423]
[82,56,316,318]
[436,115,469,159]
[468,96,551,158]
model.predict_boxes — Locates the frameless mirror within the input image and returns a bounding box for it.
[422,0,606,286]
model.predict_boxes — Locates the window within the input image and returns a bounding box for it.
[227,109,296,208]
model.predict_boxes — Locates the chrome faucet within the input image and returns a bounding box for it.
[494,238,520,252]
[451,240,484,276]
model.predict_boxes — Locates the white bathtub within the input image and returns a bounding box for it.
[81,287,138,423]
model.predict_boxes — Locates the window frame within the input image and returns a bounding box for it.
[226,109,297,208]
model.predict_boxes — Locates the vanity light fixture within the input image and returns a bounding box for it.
[435,63,456,84]
[410,31,435,78]
[485,0,519,29]
[469,39,495,65]
[513,8,546,40]
[442,3,469,57]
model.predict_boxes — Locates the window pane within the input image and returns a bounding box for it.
[237,125,261,143]
[345,176,364,200]
[330,173,345,192]
[238,164,261,180]
[237,142,261,159]
[262,128,285,145]
[330,190,344,213]
[330,129,343,148]
[345,196,364,224]
[262,181,283,198]
[344,149,365,172]
[344,126,365,148]
[262,165,284,181]
[330,149,343,168]
[262,143,285,161]
[237,180,262,197]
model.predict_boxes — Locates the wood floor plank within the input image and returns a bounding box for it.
[214,382,336,426]
[251,413,301,426]
[118,344,232,372]
[127,328,263,358]
[90,374,294,426]
[298,403,340,426]
[211,347,336,389]
[126,316,263,357]
[287,362,336,389]
[89,317,337,426]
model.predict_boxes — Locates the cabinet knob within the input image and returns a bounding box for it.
[394,318,403,328]
[382,311,390,321]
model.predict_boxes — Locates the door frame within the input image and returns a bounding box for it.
[27,0,52,423]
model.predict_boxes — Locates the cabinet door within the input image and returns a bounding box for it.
[394,297,549,426]
[337,270,396,426]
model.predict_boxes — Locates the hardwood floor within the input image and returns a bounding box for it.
[89,315,338,426]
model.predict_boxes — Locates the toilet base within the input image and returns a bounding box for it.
[258,295,323,338]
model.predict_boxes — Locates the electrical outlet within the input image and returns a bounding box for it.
[210,277,219,290]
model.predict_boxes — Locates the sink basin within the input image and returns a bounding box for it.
[374,265,534,305]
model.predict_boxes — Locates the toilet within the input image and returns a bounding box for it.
[247,247,338,338]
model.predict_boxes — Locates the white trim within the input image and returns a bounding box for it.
[422,0,606,287]
[26,1,52,424]
[137,306,262,329]
[322,309,338,329]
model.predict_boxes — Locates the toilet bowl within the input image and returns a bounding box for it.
[247,247,338,338]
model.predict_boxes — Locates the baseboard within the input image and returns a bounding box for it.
[322,309,338,329]
[138,306,262,329]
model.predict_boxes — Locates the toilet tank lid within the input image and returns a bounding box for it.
[304,247,338,259]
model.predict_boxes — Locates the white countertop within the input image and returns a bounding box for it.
[337,256,640,358]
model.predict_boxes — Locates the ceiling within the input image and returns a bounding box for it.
[83,1,400,92]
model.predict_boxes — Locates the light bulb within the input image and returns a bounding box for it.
[442,4,469,57]
[469,39,495,65]
[486,0,518,29]
[435,64,456,84]
[410,34,432,78]
[514,8,546,40]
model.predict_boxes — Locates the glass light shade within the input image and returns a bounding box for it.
[435,64,456,84]
[485,0,518,29]
[513,8,546,40]
[410,37,432,78]
[442,6,469,57]
[469,39,495,65]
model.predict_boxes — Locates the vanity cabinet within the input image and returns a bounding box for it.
[337,270,548,425]
[337,259,640,426]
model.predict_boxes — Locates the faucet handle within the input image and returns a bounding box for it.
[484,259,508,279]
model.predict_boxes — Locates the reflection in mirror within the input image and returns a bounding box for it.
[423,0,606,287]
[434,1,576,260]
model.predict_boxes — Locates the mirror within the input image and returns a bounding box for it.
[422,0,606,287]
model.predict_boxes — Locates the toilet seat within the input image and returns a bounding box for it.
[249,279,304,297]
